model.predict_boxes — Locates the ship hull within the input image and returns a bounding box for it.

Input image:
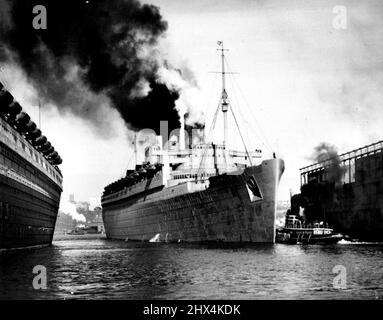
[321,187,383,242]
[0,142,62,252]
[102,158,284,243]
[1,85,63,252]
[300,143,383,242]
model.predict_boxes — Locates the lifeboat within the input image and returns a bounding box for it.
[35,135,47,146]
[145,164,157,178]
[29,129,42,142]
[54,156,63,165]
[146,164,156,171]
[131,172,140,178]
[125,175,134,184]
[42,146,54,156]
[126,169,134,176]
[25,120,37,133]
[40,141,52,155]
[138,168,147,174]
[18,119,37,134]
[48,152,63,166]
[122,177,131,188]
[50,155,62,165]
[0,91,22,121]
[48,150,58,159]
[154,163,163,173]
[15,112,31,130]
[0,90,14,111]
[40,141,51,150]
[138,168,147,180]
[117,179,124,189]
[128,172,140,183]
[7,101,22,119]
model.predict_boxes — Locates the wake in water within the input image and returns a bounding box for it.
[338,239,383,245]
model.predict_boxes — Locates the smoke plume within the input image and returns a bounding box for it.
[0,0,200,135]
[311,142,345,184]
[60,199,86,222]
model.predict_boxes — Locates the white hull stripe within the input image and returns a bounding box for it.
[0,164,53,199]
[0,243,50,254]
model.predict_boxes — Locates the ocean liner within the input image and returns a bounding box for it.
[296,140,383,241]
[102,43,284,243]
[0,81,63,251]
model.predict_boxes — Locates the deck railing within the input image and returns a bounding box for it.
[300,140,383,174]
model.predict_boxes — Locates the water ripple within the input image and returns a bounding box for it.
[1,240,383,299]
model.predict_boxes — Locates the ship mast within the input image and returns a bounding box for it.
[134,132,138,167]
[217,41,230,170]
[38,99,41,129]
[196,42,254,181]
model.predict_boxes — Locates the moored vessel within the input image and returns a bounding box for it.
[102,43,284,243]
[296,140,383,242]
[0,81,63,252]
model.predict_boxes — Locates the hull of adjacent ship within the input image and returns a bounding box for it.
[103,158,284,243]
[0,142,62,252]
[300,144,383,241]
[322,183,383,241]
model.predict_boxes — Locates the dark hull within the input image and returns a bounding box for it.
[300,145,383,241]
[323,169,383,241]
[325,204,383,242]
[0,143,62,252]
[102,158,284,243]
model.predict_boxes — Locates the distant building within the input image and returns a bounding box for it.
[59,194,105,234]
[89,197,101,210]
[86,214,105,233]
[85,206,105,233]
[55,211,77,234]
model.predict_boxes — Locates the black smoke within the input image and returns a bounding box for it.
[0,0,181,134]
[311,142,345,184]
[293,142,346,223]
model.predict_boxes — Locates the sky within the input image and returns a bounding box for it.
[147,0,383,199]
[1,0,382,203]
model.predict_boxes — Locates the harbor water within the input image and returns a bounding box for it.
[1,239,383,300]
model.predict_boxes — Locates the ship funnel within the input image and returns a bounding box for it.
[179,113,185,150]
[156,135,163,150]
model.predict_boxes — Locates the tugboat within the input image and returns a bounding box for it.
[276,214,343,244]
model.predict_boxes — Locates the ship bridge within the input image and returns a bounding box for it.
[143,132,262,187]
